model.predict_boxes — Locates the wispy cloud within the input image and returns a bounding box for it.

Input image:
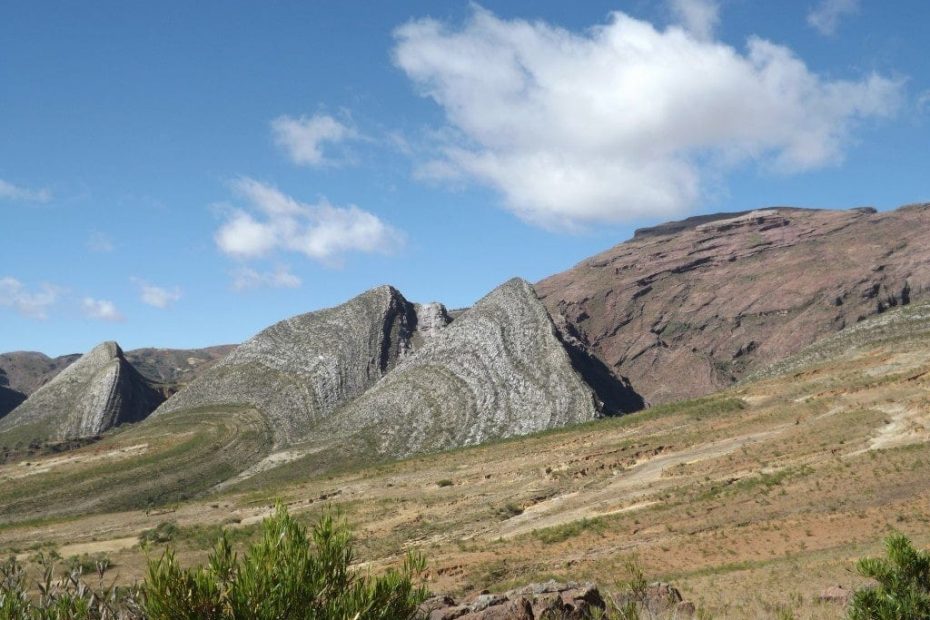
[81,297,124,322]
[230,266,302,291]
[86,231,115,253]
[131,277,182,308]
[0,179,52,203]
[271,113,358,167]
[919,90,930,113]
[393,5,901,229]
[214,177,404,265]
[807,0,859,36]
[0,277,60,319]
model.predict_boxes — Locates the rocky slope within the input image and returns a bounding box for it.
[0,352,82,396]
[153,286,451,445]
[0,342,164,441]
[536,204,930,405]
[0,386,25,419]
[326,278,641,457]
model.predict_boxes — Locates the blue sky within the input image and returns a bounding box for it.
[2,0,928,356]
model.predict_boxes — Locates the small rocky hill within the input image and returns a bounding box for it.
[0,342,164,442]
[153,286,451,445]
[326,278,641,457]
[536,204,930,405]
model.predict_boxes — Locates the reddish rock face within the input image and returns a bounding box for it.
[536,204,930,405]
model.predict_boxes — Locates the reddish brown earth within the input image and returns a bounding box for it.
[536,203,930,405]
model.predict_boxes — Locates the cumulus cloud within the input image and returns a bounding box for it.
[81,297,123,322]
[807,0,859,36]
[0,277,59,319]
[0,179,52,203]
[215,177,404,264]
[131,278,182,308]
[392,6,902,228]
[271,114,357,167]
[230,266,302,291]
[668,0,719,40]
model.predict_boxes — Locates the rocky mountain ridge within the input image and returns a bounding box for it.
[536,203,930,405]
[153,285,453,445]
[324,278,640,457]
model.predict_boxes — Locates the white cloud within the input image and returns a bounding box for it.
[271,114,357,167]
[807,0,859,36]
[81,297,123,322]
[0,277,59,319]
[215,177,404,264]
[392,6,902,228]
[86,231,114,253]
[131,278,182,308]
[230,266,302,291]
[668,0,719,40]
[0,179,52,203]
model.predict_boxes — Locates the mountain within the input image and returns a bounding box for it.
[0,342,164,443]
[536,204,930,405]
[0,351,82,396]
[326,278,641,457]
[153,285,451,445]
[123,345,236,392]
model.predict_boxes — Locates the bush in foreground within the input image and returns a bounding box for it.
[848,533,930,620]
[0,504,427,619]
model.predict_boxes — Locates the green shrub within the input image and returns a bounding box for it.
[435,479,453,487]
[143,502,428,619]
[139,521,180,545]
[848,533,930,619]
[0,504,427,619]
[65,552,111,576]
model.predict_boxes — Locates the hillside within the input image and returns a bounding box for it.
[536,204,930,405]
[0,351,81,397]
[0,342,164,443]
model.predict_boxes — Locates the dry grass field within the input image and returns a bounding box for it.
[5,303,930,618]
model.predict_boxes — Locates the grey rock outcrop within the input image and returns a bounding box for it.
[327,278,639,457]
[0,342,164,440]
[153,285,449,445]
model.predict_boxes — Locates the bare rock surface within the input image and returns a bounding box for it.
[0,342,164,440]
[536,204,930,405]
[421,580,695,619]
[153,286,448,445]
[327,278,640,458]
